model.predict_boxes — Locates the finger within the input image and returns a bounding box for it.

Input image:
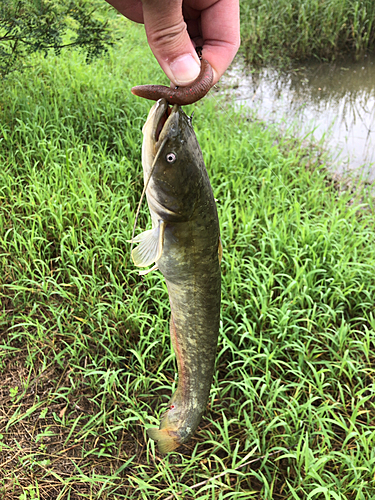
[192,0,240,85]
[105,0,144,23]
[141,0,201,86]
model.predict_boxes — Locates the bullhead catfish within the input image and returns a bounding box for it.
[130,99,222,453]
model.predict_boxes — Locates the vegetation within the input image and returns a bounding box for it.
[1,19,375,500]
[240,0,375,64]
[0,0,115,77]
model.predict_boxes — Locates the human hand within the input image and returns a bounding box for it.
[105,0,240,87]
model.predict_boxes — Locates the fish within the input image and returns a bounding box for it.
[131,59,213,106]
[130,98,221,453]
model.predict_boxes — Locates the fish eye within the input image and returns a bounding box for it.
[166,152,177,163]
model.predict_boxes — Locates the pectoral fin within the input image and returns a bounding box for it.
[139,264,159,276]
[128,220,166,267]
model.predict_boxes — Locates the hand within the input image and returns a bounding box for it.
[105,0,240,86]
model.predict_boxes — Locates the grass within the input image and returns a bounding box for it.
[1,17,375,500]
[240,0,375,64]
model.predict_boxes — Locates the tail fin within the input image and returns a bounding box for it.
[147,427,180,454]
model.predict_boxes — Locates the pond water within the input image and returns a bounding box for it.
[223,54,375,182]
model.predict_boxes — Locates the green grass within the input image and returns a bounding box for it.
[240,0,375,64]
[1,18,375,500]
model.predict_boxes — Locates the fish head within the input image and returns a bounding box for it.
[142,99,204,222]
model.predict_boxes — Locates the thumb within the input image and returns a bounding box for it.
[141,0,201,86]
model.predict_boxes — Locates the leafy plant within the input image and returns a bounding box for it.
[0,0,116,76]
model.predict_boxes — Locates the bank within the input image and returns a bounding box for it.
[240,0,375,65]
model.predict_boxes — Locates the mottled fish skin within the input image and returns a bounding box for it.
[132,99,221,453]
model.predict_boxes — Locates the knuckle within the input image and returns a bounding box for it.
[147,19,187,50]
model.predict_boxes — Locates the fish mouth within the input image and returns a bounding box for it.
[148,99,179,148]
[141,99,180,176]
[155,100,171,142]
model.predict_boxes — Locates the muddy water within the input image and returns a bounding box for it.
[224,54,375,182]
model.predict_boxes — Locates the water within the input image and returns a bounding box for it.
[223,54,375,182]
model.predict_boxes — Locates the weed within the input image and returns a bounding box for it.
[240,0,375,64]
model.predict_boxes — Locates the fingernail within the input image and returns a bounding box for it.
[169,54,200,85]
